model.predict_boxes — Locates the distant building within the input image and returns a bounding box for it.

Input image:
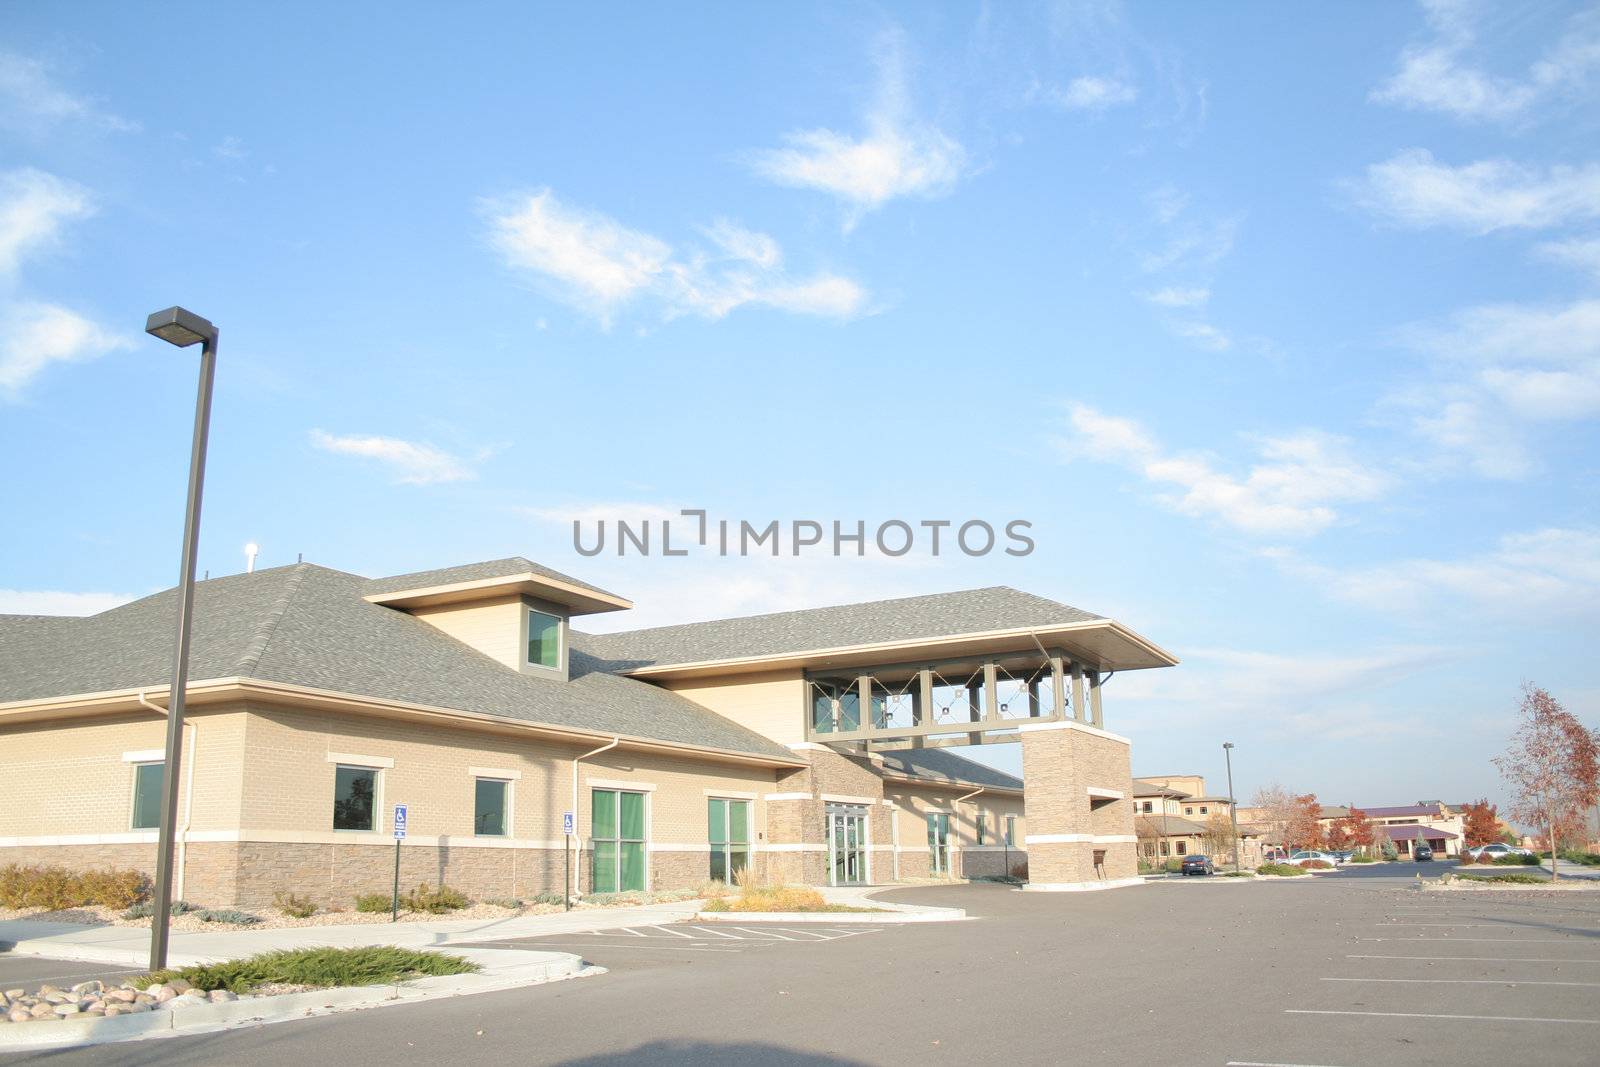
[1132,776,1261,866]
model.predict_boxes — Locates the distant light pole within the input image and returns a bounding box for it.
[1223,742,1242,872]
[143,306,219,972]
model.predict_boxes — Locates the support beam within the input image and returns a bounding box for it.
[967,681,982,746]
[983,662,999,723]
[1050,655,1065,718]
[1071,663,1086,723]
[916,668,932,749]
[1089,669,1103,728]
[858,674,873,733]
[1027,679,1041,718]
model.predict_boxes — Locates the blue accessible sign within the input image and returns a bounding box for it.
[393,804,408,839]
[562,811,575,836]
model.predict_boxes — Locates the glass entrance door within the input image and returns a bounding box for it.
[928,812,951,876]
[827,805,867,886]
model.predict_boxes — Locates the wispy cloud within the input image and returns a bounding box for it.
[1272,527,1600,620]
[0,588,136,616]
[1055,404,1391,537]
[0,168,93,276]
[1170,321,1231,351]
[1142,287,1210,309]
[1135,189,1239,351]
[1537,235,1600,280]
[744,31,965,226]
[1037,75,1137,111]
[309,431,475,485]
[484,189,868,325]
[0,51,137,133]
[1371,0,1600,124]
[1352,149,1600,233]
[0,302,129,398]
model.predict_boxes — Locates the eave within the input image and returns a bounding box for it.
[365,572,633,616]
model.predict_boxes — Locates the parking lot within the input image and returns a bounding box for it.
[6,865,1599,1065]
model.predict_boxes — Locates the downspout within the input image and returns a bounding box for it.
[571,737,620,899]
[138,692,196,901]
[955,786,985,879]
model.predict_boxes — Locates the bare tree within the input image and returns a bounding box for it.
[1494,684,1600,881]
[1201,810,1238,864]
[1250,782,1295,857]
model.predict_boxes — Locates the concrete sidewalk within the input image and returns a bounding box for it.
[0,899,704,968]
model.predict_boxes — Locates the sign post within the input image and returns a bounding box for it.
[391,804,407,922]
[562,810,575,912]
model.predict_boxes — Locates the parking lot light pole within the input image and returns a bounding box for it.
[1223,741,1241,873]
[143,306,219,973]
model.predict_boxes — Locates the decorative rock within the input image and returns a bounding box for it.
[134,993,156,1005]
[83,1007,104,1017]
[103,1005,122,1017]
[70,981,104,995]
[53,1003,81,1016]
[153,986,178,1003]
[125,1002,151,1014]
[8,1008,31,1023]
[5,989,24,999]
[36,984,60,996]
[29,1003,54,1019]
[166,978,193,993]
[208,989,237,1002]
[106,988,137,1003]
[144,983,165,997]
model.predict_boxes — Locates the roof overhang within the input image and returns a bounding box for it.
[879,771,1023,797]
[620,618,1179,682]
[0,677,803,770]
[365,572,632,615]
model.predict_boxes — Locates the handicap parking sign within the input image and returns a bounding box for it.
[563,811,575,836]
[393,804,408,838]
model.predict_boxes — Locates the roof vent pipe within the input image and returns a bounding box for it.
[245,543,259,574]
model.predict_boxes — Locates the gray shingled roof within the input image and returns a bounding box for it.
[878,749,1023,791]
[365,557,623,601]
[580,587,1103,668]
[1133,781,1189,798]
[1139,815,1208,836]
[0,564,792,760]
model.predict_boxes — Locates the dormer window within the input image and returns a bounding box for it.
[527,609,562,670]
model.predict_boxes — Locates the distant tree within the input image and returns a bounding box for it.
[1201,811,1238,864]
[1343,808,1377,854]
[1461,799,1501,849]
[1250,782,1296,854]
[1285,794,1324,850]
[1324,819,1350,851]
[1494,684,1600,881]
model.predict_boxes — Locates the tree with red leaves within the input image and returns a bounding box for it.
[1284,794,1324,851]
[1494,684,1600,880]
[1332,807,1377,855]
[1461,799,1501,849]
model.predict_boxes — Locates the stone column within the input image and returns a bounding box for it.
[1019,720,1138,890]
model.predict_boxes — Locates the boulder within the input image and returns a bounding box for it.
[166,978,194,993]
[70,981,104,995]
[52,1003,81,1016]
[8,1008,32,1024]
[208,989,237,1002]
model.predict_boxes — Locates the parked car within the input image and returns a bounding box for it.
[1413,844,1433,861]
[1180,854,1215,876]
[1465,842,1533,861]
[1286,850,1342,867]
[1330,850,1354,864]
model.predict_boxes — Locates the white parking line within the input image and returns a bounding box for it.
[730,927,798,940]
[1287,1009,1600,1025]
[688,926,740,939]
[1357,937,1584,943]
[1348,954,1600,963]
[1226,1061,1348,1067]
[1324,977,1600,988]
[651,925,694,938]
[528,940,745,954]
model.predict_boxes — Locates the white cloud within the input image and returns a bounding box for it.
[1410,396,1535,480]
[1042,75,1137,111]
[1537,235,1600,280]
[0,168,93,275]
[1354,149,1600,233]
[0,589,136,616]
[1143,287,1210,309]
[0,302,128,397]
[1170,321,1231,351]
[1056,404,1391,537]
[0,51,136,133]
[1276,528,1600,620]
[484,189,868,325]
[745,33,965,224]
[1371,0,1600,123]
[309,431,474,485]
[1140,215,1238,273]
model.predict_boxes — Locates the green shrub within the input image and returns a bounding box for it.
[1380,841,1398,861]
[1222,871,1254,877]
[197,909,261,925]
[0,864,151,911]
[1459,872,1549,885]
[399,883,468,914]
[483,898,521,909]
[137,946,478,994]
[1348,854,1376,863]
[1256,863,1309,877]
[1491,853,1540,866]
[1163,858,1182,873]
[354,893,393,913]
[122,899,197,920]
[273,891,317,918]
[528,891,566,906]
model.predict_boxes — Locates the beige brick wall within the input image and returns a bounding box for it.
[1020,722,1136,885]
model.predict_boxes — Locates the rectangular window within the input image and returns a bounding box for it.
[1142,801,1153,813]
[474,778,509,836]
[1185,806,1193,815]
[333,765,379,831]
[1159,840,1169,856]
[837,689,860,733]
[1005,814,1016,847]
[1176,841,1187,855]
[976,809,986,846]
[131,762,164,830]
[527,609,561,669]
[708,798,751,883]
[591,788,646,893]
[1200,806,1208,814]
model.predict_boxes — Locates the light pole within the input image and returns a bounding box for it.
[1223,742,1241,873]
[143,306,219,972]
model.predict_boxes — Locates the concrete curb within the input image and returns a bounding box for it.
[0,946,594,1051]
[1023,876,1144,893]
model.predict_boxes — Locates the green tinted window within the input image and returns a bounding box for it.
[592,840,618,893]
[333,766,377,831]
[528,610,561,669]
[729,800,749,844]
[620,842,646,891]
[131,763,164,830]
[620,791,645,840]
[708,799,727,845]
[474,778,508,836]
[592,789,616,839]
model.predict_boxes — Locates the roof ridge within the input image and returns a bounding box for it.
[234,564,312,675]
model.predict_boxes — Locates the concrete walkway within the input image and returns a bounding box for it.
[0,899,704,968]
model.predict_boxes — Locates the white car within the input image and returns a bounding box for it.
[1286,850,1342,867]
[1465,842,1533,861]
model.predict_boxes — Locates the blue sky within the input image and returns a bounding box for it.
[3,1,1597,812]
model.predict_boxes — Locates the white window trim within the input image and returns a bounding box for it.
[473,775,514,838]
[525,607,564,672]
[332,763,384,834]
[469,766,522,781]
[326,752,393,769]
[129,760,163,832]
[122,749,164,763]
[588,777,656,792]
[590,785,651,893]
[704,789,757,800]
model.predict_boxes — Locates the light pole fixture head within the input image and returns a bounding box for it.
[1223,741,1234,750]
[145,307,217,348]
